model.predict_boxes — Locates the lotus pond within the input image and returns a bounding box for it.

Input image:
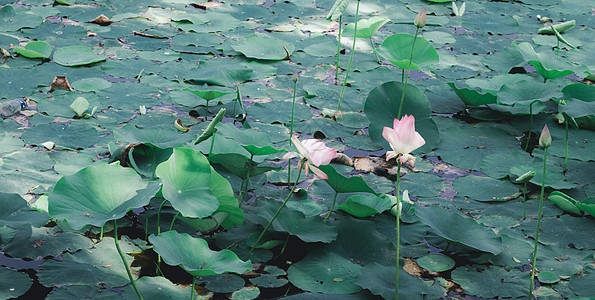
[1,0,594,299]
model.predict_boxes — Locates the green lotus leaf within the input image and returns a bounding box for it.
[48,163,160,230]
[156,148,219,219]
[326,0,349,20]
[497,77,563,105]
[150,230,251,276]
[232,35,295,61]
[342,17,389,39]
[318,164,376,194]
[338,194,391,218]
[447,82,497,106]
[14,41,52,59]
[416,254,455,272]
[53,46,106,67]
[415,205,502,254]
[0,193,49,227]
[0,268,32,299]
[377,34,439,71]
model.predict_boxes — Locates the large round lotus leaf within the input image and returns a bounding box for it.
[46,285,120,299]
[452,175,519,202]
[377,34,439,71]
[462,13,519,34]
[122,275,198,299]
[354,262,446,300]
[400,172,446,198]
[1,225,92,259]
[14,41,52,59]
[149,231,251,277]
[53,46,106,66]
[21,122,100,149]
[434,118,519,170]
[559,98,595,119]
[287,249,362,294]
[0,193,49,227]
[197,274,245,293]
[480,150,532,180]
[562,83,595,102]
[113,124,194,149]
[232,35,295,60]
[257,199,338,243]
[447,82,497,106]
[570,265,595,297]
[415,205,502,254]
[338,194,391,218]
[186,59,253,86]
[317,165,375,194]
[127,144,173,178]
[451,265,529,298]
[247,101,313,125]
[70,77,112,92]
[497,77,563,105]
[38,236,141,287]
[416,254,455,272]
[231,286,260,300]
[215,122,286,156]
[364,81,439,153]
[48,163,160,230]
[0,268,33,299]
[342,17,390,39]
[0,130,23,154]
[156,148,219,219]
[208,166,245,229]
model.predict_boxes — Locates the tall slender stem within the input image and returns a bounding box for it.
[191,276,196,300]
[245,161,304,260]
[100,226,104,241]
[169,212,180,231]
[370,37,381,64]
[337,0,361,112]
[288,75,298,185]
[525,102,534,152]
[529,147,548,298]
[564,121,568,173]
[522,183,528,219]
[397,27,420,119]
[208,133,216,156]
[157,199,167,236]
[114,220,143,300]
[335,16,342,85]
[324,192,339,221]
[395,161,401,300]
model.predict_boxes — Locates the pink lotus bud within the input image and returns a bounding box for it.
[414,8,427,28]
[539,125,551,148]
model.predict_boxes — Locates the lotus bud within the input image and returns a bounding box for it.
[539,125,551,148]
[414,8,427,28]
[292,71,298,83]
[515,170,535,184]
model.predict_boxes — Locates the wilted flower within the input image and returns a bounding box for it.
[283,136,338,179]
[539,125,551,148]
[414,8,427,28]
[383,115,426,166]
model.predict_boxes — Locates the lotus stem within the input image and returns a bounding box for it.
[169,212,180,231]
[239,154,254,207]
[395,161,401,300]
[370,37,381,64]
[324,192,339,221]
[245,161,304,260]
[100,226,104,241]
[335,16,342,85]
[208,133,215,156]
[337,0,361,112]
[529,147,548,298]
[522,182,528,219]
[191,276,196,300]
[524,102,535,152]
[114,219,143,300]
[397,27,420,119]
[288,74,298,185]
[564,121,568,173]
[157,199,167,265]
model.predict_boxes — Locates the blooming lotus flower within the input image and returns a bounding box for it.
[283,136,338,179]
[382,114,426,166]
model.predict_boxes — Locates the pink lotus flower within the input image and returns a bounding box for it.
[539,124,551,148]
[283,136,339,179]
[414,7,427,28]
[382,115,426,166]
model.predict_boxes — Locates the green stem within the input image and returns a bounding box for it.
[523,182,527,219]
[564,121,568,173]
[156,199,167,265]
[401,69,405,82]
[208,133,216,157]
[239,154,254,207]
[324,192,339,221]
[169,212,180,232]
[335,16,342,86]
[337,0,361,112]
[370,37,381,64]
[191,276,196,300]
[525,102,534,152]
[100,226,104,241]
[395,161,401,300]
[556,39,560,60]
[529,147,548,298]
[114,220,143,300]
[397,27,420,119]
[288,75,298,185]
[245,161,304,260]
[238,179,247,207]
